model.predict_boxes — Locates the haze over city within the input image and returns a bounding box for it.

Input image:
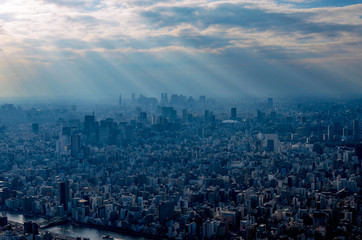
[0,1,361,240]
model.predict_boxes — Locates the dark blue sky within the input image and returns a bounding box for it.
[0,0,361,98]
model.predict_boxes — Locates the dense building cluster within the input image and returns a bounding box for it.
[0,96,360,240]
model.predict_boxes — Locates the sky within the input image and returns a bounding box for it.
[0,0,361,99]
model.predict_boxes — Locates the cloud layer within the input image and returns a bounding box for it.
[0,0,361,98]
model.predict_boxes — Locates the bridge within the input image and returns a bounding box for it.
[39,216,68,229]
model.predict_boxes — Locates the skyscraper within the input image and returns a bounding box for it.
[327,125,334,142]
[139,112,147,122]
[204,110,210,122]
[342,127,348,138]
[264,134,279,152]
[32,123,39,133]
[84,115,95,133]
[57,181,70,210]
[231,108,237,120]
[266,139,274,152]
[56,135,66,154]
[71,134,80,157]
[160,93,168,105]
[182,109,187,121]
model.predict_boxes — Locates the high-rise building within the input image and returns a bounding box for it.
[204,110,210,122]
[24,221,39,235]
[139,112,147,122]
[328,125,334,141]
[182,109,187,121]
[202,220,215,239]
[266,139,274,152]
[160,93,168,105]
[56,135,66,154]
[231,108,237,120]
[84,115,95,133]
[263,134,279,152]
[159,201,174,222]
[267,98,273,108]
[343,127,348,138]
[57,181,70,210]
[161,107,177,122]
[32,123,39,133]
[199,96,206,104]
[257,111,264,122]
[23,197,34,212]
[71,135,80,157]
[246,224,255,240]
[0,217,7,227]
[68,119,80,129]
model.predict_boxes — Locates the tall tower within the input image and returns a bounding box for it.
[84,115,95,133]
[160,93,168,105]
[32,123,39,133]
[57,181,70,210]
[71,135,80,157]
[204,110,210,122]
[327,125,334,142]
[342,127,348,138]
[231,108,237,120]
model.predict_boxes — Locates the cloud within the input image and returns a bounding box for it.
[0,0,361,98]
[140,3,362,37]
[42,0,97,8]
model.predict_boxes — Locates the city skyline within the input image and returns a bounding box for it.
[0,0,361,98]
[0,97,360,239]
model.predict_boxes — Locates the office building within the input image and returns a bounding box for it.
[57,181,70,210]
[71,135,80,157]
[231,108,236,120]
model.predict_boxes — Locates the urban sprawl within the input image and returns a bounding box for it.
[0,95,360,240]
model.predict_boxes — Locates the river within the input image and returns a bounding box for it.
[6,213,148,240]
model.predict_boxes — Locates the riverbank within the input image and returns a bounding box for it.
[6,220,76,240]
[69,220,167,240]
[5,212,157,240]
